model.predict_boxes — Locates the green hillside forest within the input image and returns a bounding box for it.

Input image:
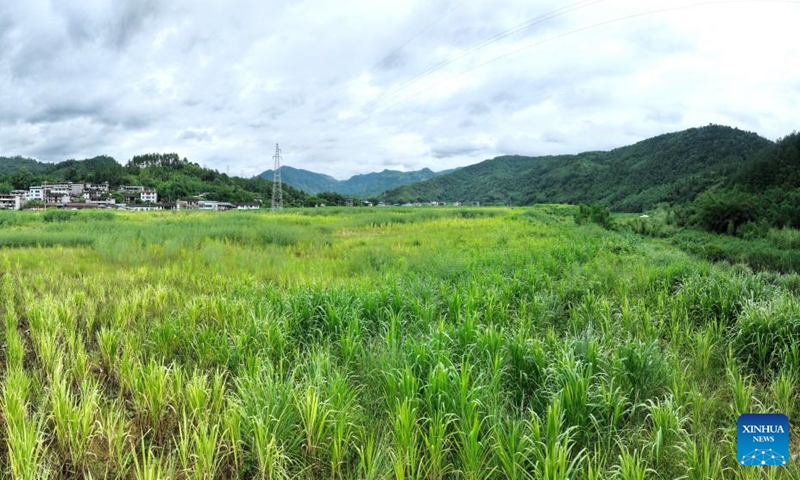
[1,206,799,479]
[259,166,449,197]
[0,154,339,207]
[383,125,772,211]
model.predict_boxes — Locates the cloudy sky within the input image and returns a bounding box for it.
[1,0,798,179]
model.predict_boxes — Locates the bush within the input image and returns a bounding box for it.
[692,190,759,235]
[574,204,614,229]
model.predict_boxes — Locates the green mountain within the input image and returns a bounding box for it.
[700,130,800,228]
[259,166,340,194]
[259,166,449,197]
[0,153,323,206]
[338,168,446,197]
[383,125,773,211]
[733,131,800,192]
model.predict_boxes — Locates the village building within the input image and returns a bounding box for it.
[235,203,260,210]
[0,193,24,210]
[198,201,236,211]
[141,189,158,203]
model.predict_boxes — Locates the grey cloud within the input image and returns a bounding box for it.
[431,145,482,159]
[467,103,490,116]
[30,100,107,124]
[30,139,83,159]
[178,129,212,142]
[541,131,568,145]
[51,0,164,49]
[110,0,163,48]
[1,0,798,177]
[375,52,406,71]
[645,110,683,124]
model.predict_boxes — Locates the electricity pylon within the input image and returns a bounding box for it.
[271,143,283,211]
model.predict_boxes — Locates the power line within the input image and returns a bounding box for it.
[339,0,800,135]
[278,2,472,162]
[289,0,609,159]
[288,0,800,165]
[368,0,473,72]
[358,0,610,114]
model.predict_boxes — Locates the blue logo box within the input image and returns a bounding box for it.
[738,413,790,466]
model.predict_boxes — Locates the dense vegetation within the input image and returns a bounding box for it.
[683,132,800,231]
[0,206,798,479]
[260,166,450,198]
[0,153,327,206]
[616,131,800,271]
[383,125,772,211]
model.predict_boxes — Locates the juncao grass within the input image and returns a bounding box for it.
[0,206,798,478]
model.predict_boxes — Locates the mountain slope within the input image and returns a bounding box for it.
[0,153,322,206]
[733,131,800,192]
[259,166,446,197]
[259,166,340,194]
[338,168,442,197]
[724,131,800,227]
[0,156,52,175]
[383,125,773,211]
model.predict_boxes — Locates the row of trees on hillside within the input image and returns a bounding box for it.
[0,153,360,207]
[684,132,800,234]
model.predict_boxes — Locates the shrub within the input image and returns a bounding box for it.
[574,204,614,229]
[691,190,759,235]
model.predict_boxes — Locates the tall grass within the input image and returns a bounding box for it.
[0,206,797,478]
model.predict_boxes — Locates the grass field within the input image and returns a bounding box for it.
[0,206,798,479]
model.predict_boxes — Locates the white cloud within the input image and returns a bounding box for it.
[0,0,798,178]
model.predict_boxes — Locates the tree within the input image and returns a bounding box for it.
[692,189,759,235]
[11,167,33,190]
[574,204,614,229]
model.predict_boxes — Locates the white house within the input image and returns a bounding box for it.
[127,204,162,211]
[11,190,29,202]
[27,186,45,201]
[141,190,158,203]
[0,194,23,210]
[198,201,235,211]
[235,203,260,210]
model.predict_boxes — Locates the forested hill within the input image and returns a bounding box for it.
[692,131,800,230]
[259,166,340,194]
[0,153,319,206]
[733,131,800,192]
[259,166,447,197]
[383,125,773,211]
[0,156,53,175]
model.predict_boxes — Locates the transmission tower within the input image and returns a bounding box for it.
[271,143,283,211]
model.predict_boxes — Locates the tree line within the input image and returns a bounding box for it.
[0,154,359,207]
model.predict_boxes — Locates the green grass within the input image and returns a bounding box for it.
[0,206,798,478]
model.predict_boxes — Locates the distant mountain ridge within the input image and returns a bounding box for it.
[259,165,453,197]
[2,125,777,210]
[382,125,774,211]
